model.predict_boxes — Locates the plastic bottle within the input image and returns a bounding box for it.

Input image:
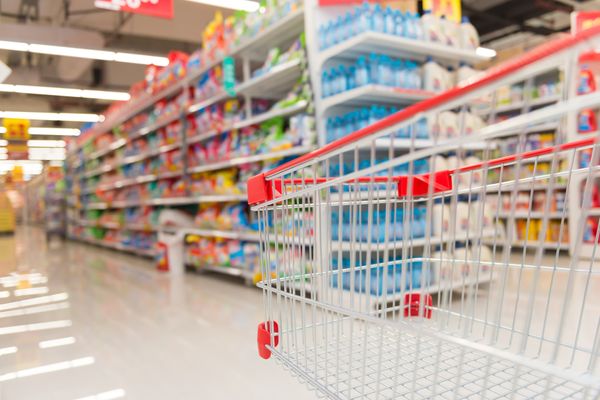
[345,12,354,40]
[396,59,406,88]
[359,107,369,129]
[369,53,379,85]
[413,12,424,40]
[578,65,597,95]
[338,65,348,93]
[369,105,379,125]
[359,2,371,33]
[445,66,455,90]
[384,7,395,35]
[335,15,344,44]
[394,10,405,37]
[456,62,477,85]
[423,57,445,92]
[404,11,415,39]
[318,25,326,50]
[459,16,479,50]
[379,55,391,86]
[347,65,356,90]
[356,55,369,87]
[422,10,442,43]
[325,21,334,49]
[440,16,458,47]
[322,70,330,97]
[373,4,384,33]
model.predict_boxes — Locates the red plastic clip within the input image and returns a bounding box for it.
[247,174,283,205]
[403,293,433,319]
[257,321,279,359]
[397,170,453,197]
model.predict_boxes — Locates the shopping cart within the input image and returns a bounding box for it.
[248,26,600,399]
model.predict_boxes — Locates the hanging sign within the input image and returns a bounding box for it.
[223,56,236,97]
[94,0,174,19]
[423,0,461,23]
[3,118,29,141]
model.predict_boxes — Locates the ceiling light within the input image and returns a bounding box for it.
[0,127,80,136]
[14,287,49,296]
[186,0,260,12]
[0,84,130,101]
[26,140,66,148]
[0,111,102,122]
[0,40,168,66]
[476,47,497,58]
[0,320,72,336]
[0,292,68,311]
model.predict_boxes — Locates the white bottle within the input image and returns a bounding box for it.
[439,15,459,47]
[439,111,459,138]
[459,16,480,50]
[456,62,477,85]
[423,56,445,93]
[421,10,443,43]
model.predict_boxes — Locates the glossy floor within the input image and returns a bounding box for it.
[0,227,313,400]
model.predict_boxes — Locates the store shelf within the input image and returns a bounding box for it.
[188,146,313,174]
[77,219,157,232]
[332,230,496,251]
[87,138,127,160]
[187,91,229,114]
[499,121,560,136]
[496,211,566,219]
[96,170,184,191]
[180,228,260,241]
[321,85,433,111]
[483,239,569,250]
[475,94,562,116]
[373,138,493,150]
[68,8,305,160]
[234,8,305,59]
[187,101,308,145]
[318,31,488,66]
[79,237,156,257]
[121,141,182,166]
[146,194,247,206]
[191,264,252,279]
[237,59,303,98]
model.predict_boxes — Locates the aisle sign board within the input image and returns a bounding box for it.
[223,56,236,97]
[94,0,174,19]
[3,118,29,141]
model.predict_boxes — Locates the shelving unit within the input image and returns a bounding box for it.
[65,5,312,272]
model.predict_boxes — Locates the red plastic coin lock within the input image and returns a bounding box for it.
[404,293,433,319]
[257,321,279,359]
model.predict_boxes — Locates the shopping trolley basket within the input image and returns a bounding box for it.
[248,26,600,399]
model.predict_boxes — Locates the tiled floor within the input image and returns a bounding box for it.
[0,226,598,399]
[0,227,314,400]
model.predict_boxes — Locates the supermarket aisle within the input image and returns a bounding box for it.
[0,226,313,400]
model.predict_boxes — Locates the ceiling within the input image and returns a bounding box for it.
[0,0,599,135]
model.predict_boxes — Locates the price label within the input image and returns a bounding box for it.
[3,118,30,141]
[223,56,236,97]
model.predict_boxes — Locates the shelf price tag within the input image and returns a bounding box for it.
[3,118,30,141]
[223,56,236,97]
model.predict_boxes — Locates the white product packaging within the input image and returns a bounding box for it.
[459,16,480,50]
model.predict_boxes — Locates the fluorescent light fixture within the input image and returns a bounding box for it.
[0,111,102,122]
[0,84,130,101]
[0,356,94,382]
[0,292,68,311]
[26,140,65,148]
[0,320,72,335]
[76,389,126,400]
[0,127,80,136]
[14,287,49,296]
[0,302,70,319]
[0,291,8,298]
[476,46,497,58]
[0,40,168,66]
[186,0,260,12]
[0,346,17,356]
[39,336,76,349]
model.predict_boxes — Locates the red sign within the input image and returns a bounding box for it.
[572,11,600,34]
[94,0,173,19]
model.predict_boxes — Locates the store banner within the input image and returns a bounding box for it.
[571,11,600,34]
[94,0,174,20]
[3,118,29,160]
